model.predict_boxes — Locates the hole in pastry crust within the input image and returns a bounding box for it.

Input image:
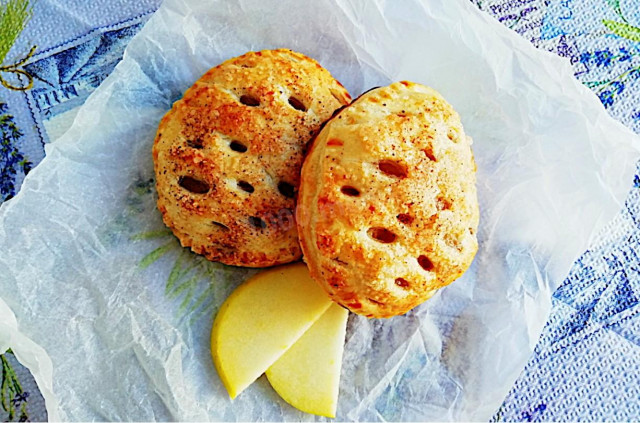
[395,278,410,288]
[239,94,260,107]
[333,257,349,266]
[423,148,437,161]
[178,176,209,194]
[277,181,295,199]
[236,61,255,68]
[340,186,360,197]
[248,216,267,229]
[397,213,414,225]
[237,181,255,193]
[418,255,434,272]
[186,138,203,149]
[367,227,397,244]
[288,96,307,112]
[211,221,229,231]
[230,140,248,153]
[378,160,408,178]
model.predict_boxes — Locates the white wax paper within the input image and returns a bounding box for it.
[1,0,639,420]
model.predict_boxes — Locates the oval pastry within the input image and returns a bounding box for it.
[297,81,479,318]
[153,49,351,267]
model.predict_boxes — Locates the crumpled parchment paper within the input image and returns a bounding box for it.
[1,0,639,420]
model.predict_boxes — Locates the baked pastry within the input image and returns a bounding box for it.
[297,81,478,318]
[153,49,351,267]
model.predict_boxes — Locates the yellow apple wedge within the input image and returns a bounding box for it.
[266,303,349,418]
[211,263,332,399]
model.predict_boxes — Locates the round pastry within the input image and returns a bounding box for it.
[297,81,479,318]
[153,49,351,267]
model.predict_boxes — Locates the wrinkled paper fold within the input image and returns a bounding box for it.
[1,0,639,420]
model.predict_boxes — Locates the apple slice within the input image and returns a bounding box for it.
[266,303,349,418]
[211,263,332,399]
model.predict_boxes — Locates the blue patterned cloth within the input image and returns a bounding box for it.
[493,164,640,421]
[0,0,160,202]
[474,0,640,134]
[1,0,640,421]
[474,1,640,420]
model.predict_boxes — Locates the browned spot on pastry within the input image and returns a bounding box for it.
[229,140,248,153]
[239,94,260,107]
[423,148,437,161]
[395,277,410,288]
[288,96,307,112]
[316,234,335,251]
[397,213,414,225]
[237,181,254,193]
[367,227,397,244]
[368,298,384,305]
[418,255,434,272]
[447,129,458,143]
[327,138,343,147]
[340,186,360,197]
[378,159,408,178]
[437,197,452,211]
[328,274,345,287]
[277,181,295,198]
[178,176,209,194]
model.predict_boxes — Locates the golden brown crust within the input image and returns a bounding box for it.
[153,49,350,267]
[297,81,479,318]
